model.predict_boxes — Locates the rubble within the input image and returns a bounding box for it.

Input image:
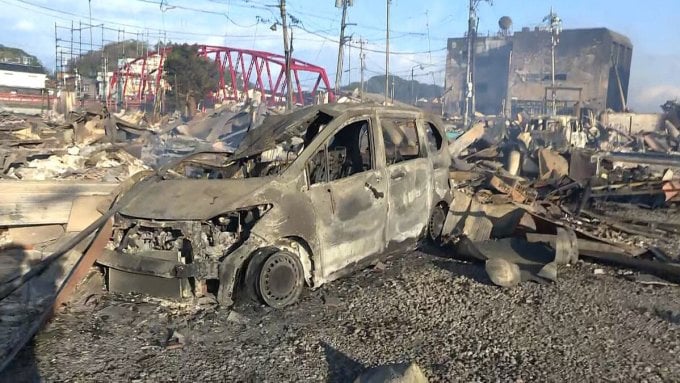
[437,101,680,288]
[2,96,680,378]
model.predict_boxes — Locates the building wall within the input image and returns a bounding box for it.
[0,70,46,90]
[444,27,633,117]
[444,36,511,116]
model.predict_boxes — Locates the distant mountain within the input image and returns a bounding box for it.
[0,45,46,72]
[342,75,443,104]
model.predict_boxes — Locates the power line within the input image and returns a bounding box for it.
[294,25,446,55]
[135,0,261,28]
[7,0,263,39]
[12,0,450,49]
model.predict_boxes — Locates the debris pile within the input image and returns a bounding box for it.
[1,96,680,377]
[1,109,151,182]
[443,104,680,287]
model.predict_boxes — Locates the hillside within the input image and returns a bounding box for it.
[343,74,443,104]
[0,45,46,72]
[72,40,150,77]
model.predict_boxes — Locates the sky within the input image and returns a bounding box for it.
[0,0,678,112]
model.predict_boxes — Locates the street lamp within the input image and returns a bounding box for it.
[411,64,424,105]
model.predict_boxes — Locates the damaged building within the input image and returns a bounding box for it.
[443,24,633,117]
[0,62,49,113]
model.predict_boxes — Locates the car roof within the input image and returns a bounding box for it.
[233,103,444,159]
[319,102,422,115]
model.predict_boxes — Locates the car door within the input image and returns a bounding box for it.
[378,112,433,247]
[304,116,388,279]
[421,118,451,203]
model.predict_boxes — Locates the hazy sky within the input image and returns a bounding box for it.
[0,0,677,112]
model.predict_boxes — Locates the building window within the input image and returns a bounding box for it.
[526,73,543,82]
[542,74,567,81]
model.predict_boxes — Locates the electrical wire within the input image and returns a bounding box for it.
[135,0,261,28]
[294,24,446,55]
[7,0,260,38]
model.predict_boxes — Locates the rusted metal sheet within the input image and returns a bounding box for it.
[489,175,535,203]
[53,218,113,311]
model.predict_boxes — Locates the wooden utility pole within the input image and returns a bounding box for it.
[385,0,391,104]
[280,0,294,111]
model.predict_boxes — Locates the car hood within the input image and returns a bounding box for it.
[119,177,271,220]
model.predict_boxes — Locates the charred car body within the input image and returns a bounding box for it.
[98,104,452,308]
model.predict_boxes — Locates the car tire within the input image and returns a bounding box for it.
[428,203,447,245]
[246,249,304,308]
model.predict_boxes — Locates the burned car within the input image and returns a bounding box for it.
[98,104,452,308]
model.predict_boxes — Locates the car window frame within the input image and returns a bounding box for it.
[304,115,376,188]
[378,112,424,165]
[422,119,445,155]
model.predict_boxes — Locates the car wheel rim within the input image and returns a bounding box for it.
[259,252,301,307]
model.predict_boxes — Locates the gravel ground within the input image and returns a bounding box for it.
[3,248,680,382]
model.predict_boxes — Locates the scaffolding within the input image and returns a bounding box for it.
[54,21,166,106]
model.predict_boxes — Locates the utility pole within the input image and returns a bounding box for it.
[425,10,432,63]
[546,8,561,116]
[411,67,415,105]
[463,0,491,126]
[334,0,353,94]
[347,41,351,86]
[280,0,294,111]
[411,64,423,105]
[391,76,395,102]
[88,0,93,53]
[385,0,391,104]
[359,38,366,101]
[463,0,475,126]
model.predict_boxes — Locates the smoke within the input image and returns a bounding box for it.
[628,53,680,113]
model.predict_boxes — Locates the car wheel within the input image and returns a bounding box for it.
[428,204,447,244]
[255,250,304,308]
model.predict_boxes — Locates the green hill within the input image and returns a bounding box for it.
[0,45,46,71]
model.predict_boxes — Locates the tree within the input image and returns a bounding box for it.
[163,44,219,117]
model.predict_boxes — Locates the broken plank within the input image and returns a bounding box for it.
[6,225,65,246]
[0,201,74,226]
[0,180,117,195]
[0,180,117,227]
